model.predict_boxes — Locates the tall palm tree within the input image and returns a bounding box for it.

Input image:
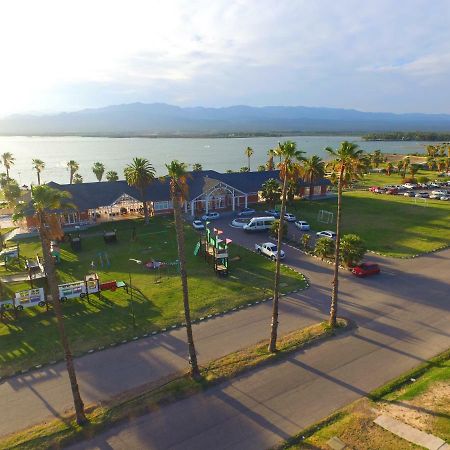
[245,147,254,171]
[192,163,203,172]
[14,185,87,425]
[301,155,325,199]
[386,162,394,176]
[269,141,305,352]
[396,160,404,176]
[106,170,119,182]
[426,156,436,170]
[409,164,420,178]
[32,159,45,185]
[124,158,155,224]
[67,160,79,184]
[266,148,276,171]
[1,152,15,179]
[426,145,438,157]
[325,141,366,327]
[73,174,83,184]
[92,162,105,182]
[166,161,200,379]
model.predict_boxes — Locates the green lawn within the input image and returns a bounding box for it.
[0,218,306,377]
[286,191,450,257]
[357,170,449,188]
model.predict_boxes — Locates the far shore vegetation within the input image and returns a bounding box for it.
[363,131,450,141]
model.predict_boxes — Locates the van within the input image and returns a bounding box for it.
[243,216,276,232]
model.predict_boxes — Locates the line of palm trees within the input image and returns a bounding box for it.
[12,140,366,426]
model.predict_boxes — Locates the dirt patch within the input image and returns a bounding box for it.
[379,382,450,434]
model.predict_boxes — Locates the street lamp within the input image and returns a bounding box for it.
[128,258,142,329]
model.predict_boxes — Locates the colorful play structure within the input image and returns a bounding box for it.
[196,222,232,277]
[0,273,127,315]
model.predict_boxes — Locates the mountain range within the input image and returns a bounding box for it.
[1,103,450,136]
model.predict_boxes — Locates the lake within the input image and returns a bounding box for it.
[0,135,436,185]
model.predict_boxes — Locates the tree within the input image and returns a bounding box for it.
[124,158,155,224]
[260,178,281,207]
[385,162,394,176]
[67,160,79,184]
[270,219,287,239]
[266,149,276,171]
[370,150,384,168]
[426,145,438,157]
[269,141,305,352]
[4,180,21,204]
[226,169,234,173]
[437,158,446,172]
[192,163,203,172]
[396,160,404,176]
[240,166,250,173]
[0,173,7,189]
[301,155,325,199]
[445,158,450,173]
[300,234,311,250]
[13,185,88,425]
[165,161,200,379]
[73,174,83,184]
[426,156,436,170]
[245,147,254,171]
[314,237,335,260]
[92,162,105,182]
[257,165,266,172]
[340,234,366,267]
[286,180,298,203]
[1,152,15,179]
[32,159,45,185]
[106,170,119,182]
[325,141,366,327]
[409,164,420,178]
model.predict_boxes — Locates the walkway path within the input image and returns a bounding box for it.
[1,218,449,449]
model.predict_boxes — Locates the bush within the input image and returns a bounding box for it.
[314,237,335,260]
[340,234,367,267]
[270,219,288,239]
[300,234,311,250]
[417,176,430,184]
[402,177,417,184]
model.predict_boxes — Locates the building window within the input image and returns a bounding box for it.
[154,201,173,211]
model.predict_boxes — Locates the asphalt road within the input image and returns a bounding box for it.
[1,215,449,449]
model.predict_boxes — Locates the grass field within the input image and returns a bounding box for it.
[0,217,306,377]
[357,170,449,188]
[282,351,450,449]
[286,191,450,257]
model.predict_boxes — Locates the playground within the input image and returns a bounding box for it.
[0,217,306,377]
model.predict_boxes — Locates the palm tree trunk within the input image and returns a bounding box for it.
[329,167,344,328]
[37,171,41,185]
[37,212,87,425]
[70,170,73,184]
[248,156,251,171]
[268,171,288,352]
[309,178,313,200]
[172,195,200,379]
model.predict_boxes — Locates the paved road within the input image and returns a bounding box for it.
[2,215,450,449]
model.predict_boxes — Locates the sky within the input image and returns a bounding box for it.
[1,0,450,116]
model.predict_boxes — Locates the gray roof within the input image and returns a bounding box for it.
[42,170,330,211]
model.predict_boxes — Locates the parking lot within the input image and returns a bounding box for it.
[369,180,450,200]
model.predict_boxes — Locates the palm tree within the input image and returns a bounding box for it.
[92,162,105,182]
[301,155,325,199]
[14,185,88,425]
[325,141,366,327]
[409,163,420,178]
[73,174,83,184]
[426,156,436,170]
[261,178,281,208]
[32,159,45,185]
[426,145,438,157]
[192,163,203,172]
[437,159,446,172]
[370,150,383,168]
[269,141,305,352]
[266,149,276,171]
[106,170,119,182]
[165,161,200,379]
[1,152,15,179]
[67,160,79,184]
[385,162,394,176]
[396,160,404,176]
[124,158,155,224]
[245,147,254,171]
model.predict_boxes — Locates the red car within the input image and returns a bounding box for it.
[352,263,380,277]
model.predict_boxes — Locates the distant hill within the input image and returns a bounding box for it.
[1,103,450,136]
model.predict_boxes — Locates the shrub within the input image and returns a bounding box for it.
[417,176,430,184]
[300,234,311,250]
[340,234,367,267]
[401,177,417,184]
[314,237,335,260]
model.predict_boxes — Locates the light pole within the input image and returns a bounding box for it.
[128,258,142,329]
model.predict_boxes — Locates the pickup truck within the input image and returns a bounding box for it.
[255,242,285,260]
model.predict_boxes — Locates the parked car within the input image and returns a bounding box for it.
[352,262,381,277]
[429,193,441,199]
[316,230,336,240]
[415,192,429,198]
[231,217,251,228]
[431,190,448,196]
[255,242,285,260]
[243,216,276,232]
[264,209,280,218]
[192,220,205,230]
[237,207,256,217]
[369,186,380,192]
[403,191,415,197]
[201,211,220,221]
[284,213,296,222]
[385,188,398,195]
[294,220,310,231]
[440,195,450,201]
[403,183,417,189]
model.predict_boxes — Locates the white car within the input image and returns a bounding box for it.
[440,195,450,201]
[255,242,285,260]
[316,230,336,240]
[431,190,448,196]
[403,183,417,189]
[283,213,296,222]
[192,220,205,230]
[429,193,441,199]
[201,212,220,221]
[294,220,310,231]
